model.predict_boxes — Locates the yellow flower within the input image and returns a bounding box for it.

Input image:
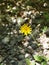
[20,24,32,35]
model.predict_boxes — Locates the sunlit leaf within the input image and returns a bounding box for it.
[41,61,47,65]
[25,58,31,65]
[33,55,46,62]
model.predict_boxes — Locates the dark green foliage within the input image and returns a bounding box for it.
[0,0,49,65]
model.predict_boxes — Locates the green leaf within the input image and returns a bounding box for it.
[46,57,49,61]
[26,58,35,65]
[33,55,44,62]
[25,58,31,65]
[30,61,35,65]
[41,61,47,65]
[0,64,2,65]
[42,26,47,33]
